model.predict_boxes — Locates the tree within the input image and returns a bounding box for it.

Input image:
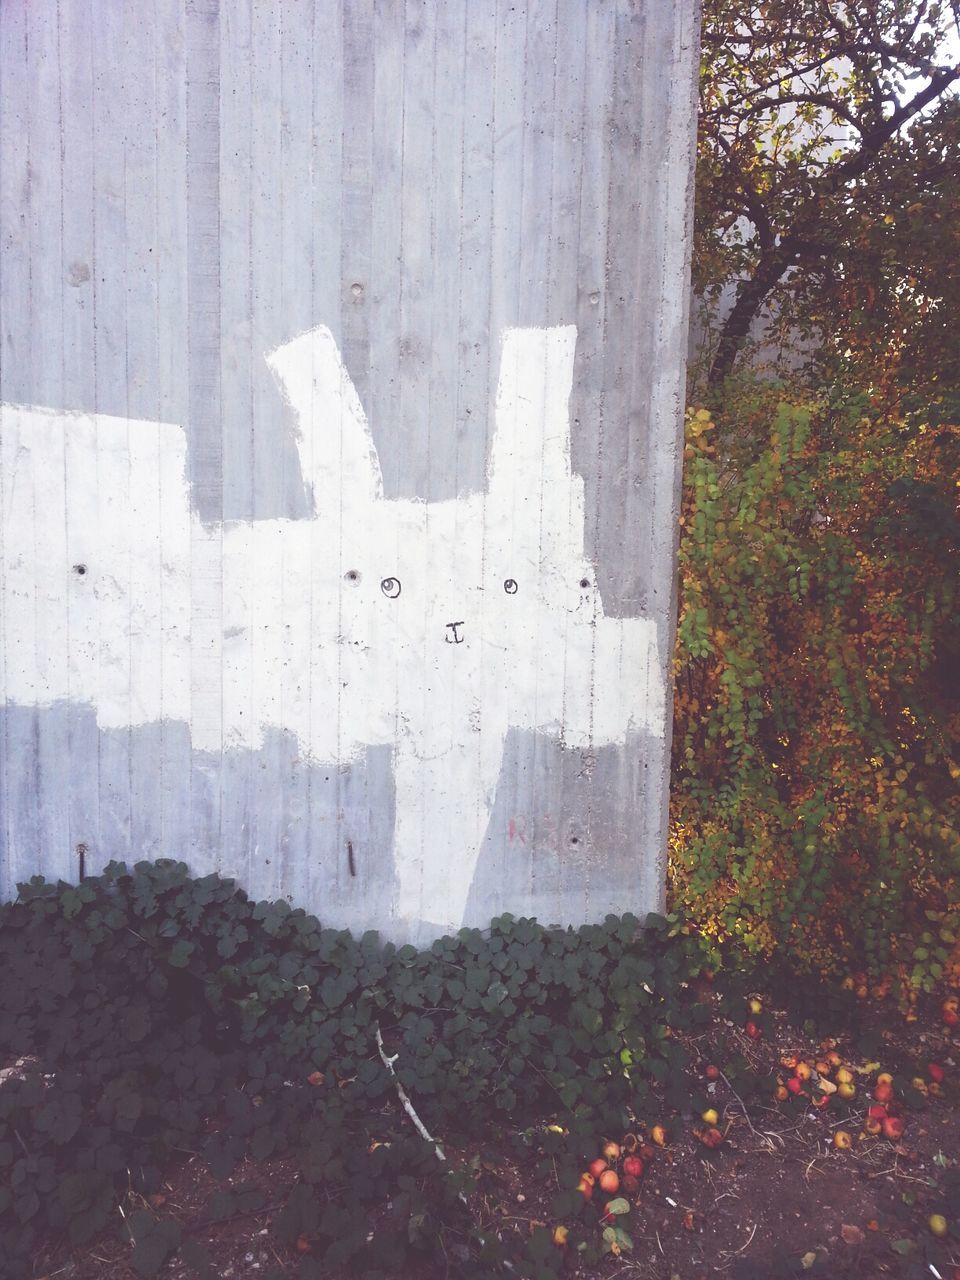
[671,2,960,988]
[696,0,960,393]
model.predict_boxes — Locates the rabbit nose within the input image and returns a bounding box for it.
[445,621,465,644]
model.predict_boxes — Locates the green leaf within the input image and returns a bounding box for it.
[127,1212,182,1278]
[168,940,194,968]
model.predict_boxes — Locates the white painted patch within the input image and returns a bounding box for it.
[0,325,664,930]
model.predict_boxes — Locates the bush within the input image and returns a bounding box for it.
[0,860,707,1278]
[670,385,960,991]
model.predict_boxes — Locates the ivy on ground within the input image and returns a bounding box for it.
[0,860,708,1279]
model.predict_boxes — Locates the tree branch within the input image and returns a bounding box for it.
[705,58,960,389]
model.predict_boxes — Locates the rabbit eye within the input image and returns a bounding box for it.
[380,577,401,599]
[503,579,518,595]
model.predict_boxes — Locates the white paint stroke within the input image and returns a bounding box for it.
[0,325,664,931]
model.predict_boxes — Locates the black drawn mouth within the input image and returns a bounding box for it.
[445,622,466,645]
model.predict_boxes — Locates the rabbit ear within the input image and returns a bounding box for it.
[266,325,383,517]
[487,325,584,562]
[487,325,578,509]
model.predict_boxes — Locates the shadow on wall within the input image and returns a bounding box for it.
[0,706,660,944]
[0,703,398,929]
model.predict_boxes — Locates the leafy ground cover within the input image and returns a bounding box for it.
[4,863,960,1280]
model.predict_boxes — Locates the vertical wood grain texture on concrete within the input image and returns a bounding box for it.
[0,0,700,941]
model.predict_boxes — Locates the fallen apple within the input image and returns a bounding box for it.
[745,1020,762,1039]
[873,1081,893,1104]
[876,1072,893,1086]
[787,1076,804,1095]
[622,1155,643,1178]
[882,1115,905,1141]
[928,1062,945,1083]
[602,1141,621,1162]
[867,1103,888,1121]
[837,1082,857,1100]
[702,1108,719,1127]
[704,1064,720,1081]
[835,1067,854,1085]
[598,1169,620,1195]
[639,1143,656,1161]
[588,1158,607,1180]
[699,1127,724,1149]
[553,1225,569,1247]
[833,1130,853,1150]
[650,1125,668,1146]
[944,1008,959,1027]
[577,1173,594,1200]
[929,1213,948,1238]
[622,1173,641,1194]
[864,1118,882,1136]
[775,1084,789,1102]
[795,1061,813,1081]
[748,997,763,1015]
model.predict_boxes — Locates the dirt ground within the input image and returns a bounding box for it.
[26,988,960,1280]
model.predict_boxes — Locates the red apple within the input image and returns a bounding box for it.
[622,1155,643,1178]
[622,1173,641,1194]
[577,1173,594,1200]
[873,1082,893,1104]
[588,1158,608,1180]
[928,1063,945,1083]
[704,1064,720,1080]
[598,1169,620,1195]
[882,1115,905,1141]
[745,1021,762,1039]
[787,1076,804,1095]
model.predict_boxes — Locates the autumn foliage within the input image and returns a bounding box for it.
[670,383,959,985]
[670,1,960,989]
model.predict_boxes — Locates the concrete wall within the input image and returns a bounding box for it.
[0,0,700,942]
